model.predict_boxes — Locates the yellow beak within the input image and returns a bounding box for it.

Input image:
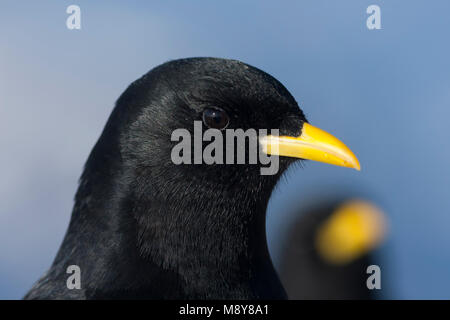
[260,123,360,170]
[315,200,387,264]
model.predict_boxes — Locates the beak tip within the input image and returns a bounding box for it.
[342,154,360,171]
[348,153,361,171]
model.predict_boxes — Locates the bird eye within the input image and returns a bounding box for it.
[202,107,229,130]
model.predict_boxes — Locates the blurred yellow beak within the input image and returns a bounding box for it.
[315,200,387,265]
[260,123,360,170]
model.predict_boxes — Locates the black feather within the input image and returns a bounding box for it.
[24,58,307,299]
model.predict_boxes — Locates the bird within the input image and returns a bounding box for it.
[280,198,386,299]
[24,57,360,299]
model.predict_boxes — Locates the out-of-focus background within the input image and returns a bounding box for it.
[1,0,449,299]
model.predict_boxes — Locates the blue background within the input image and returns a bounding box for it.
[1,1,449,299]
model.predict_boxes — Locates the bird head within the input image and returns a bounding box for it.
[41,58,362,299]
[105,58,360,207]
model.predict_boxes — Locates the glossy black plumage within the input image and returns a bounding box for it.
[25,58,307,299]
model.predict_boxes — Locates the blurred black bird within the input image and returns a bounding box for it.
[280,198,386,299]
[25,58,359,299]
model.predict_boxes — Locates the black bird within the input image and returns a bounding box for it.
[25,58,359,299]
[280,198,386,299]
